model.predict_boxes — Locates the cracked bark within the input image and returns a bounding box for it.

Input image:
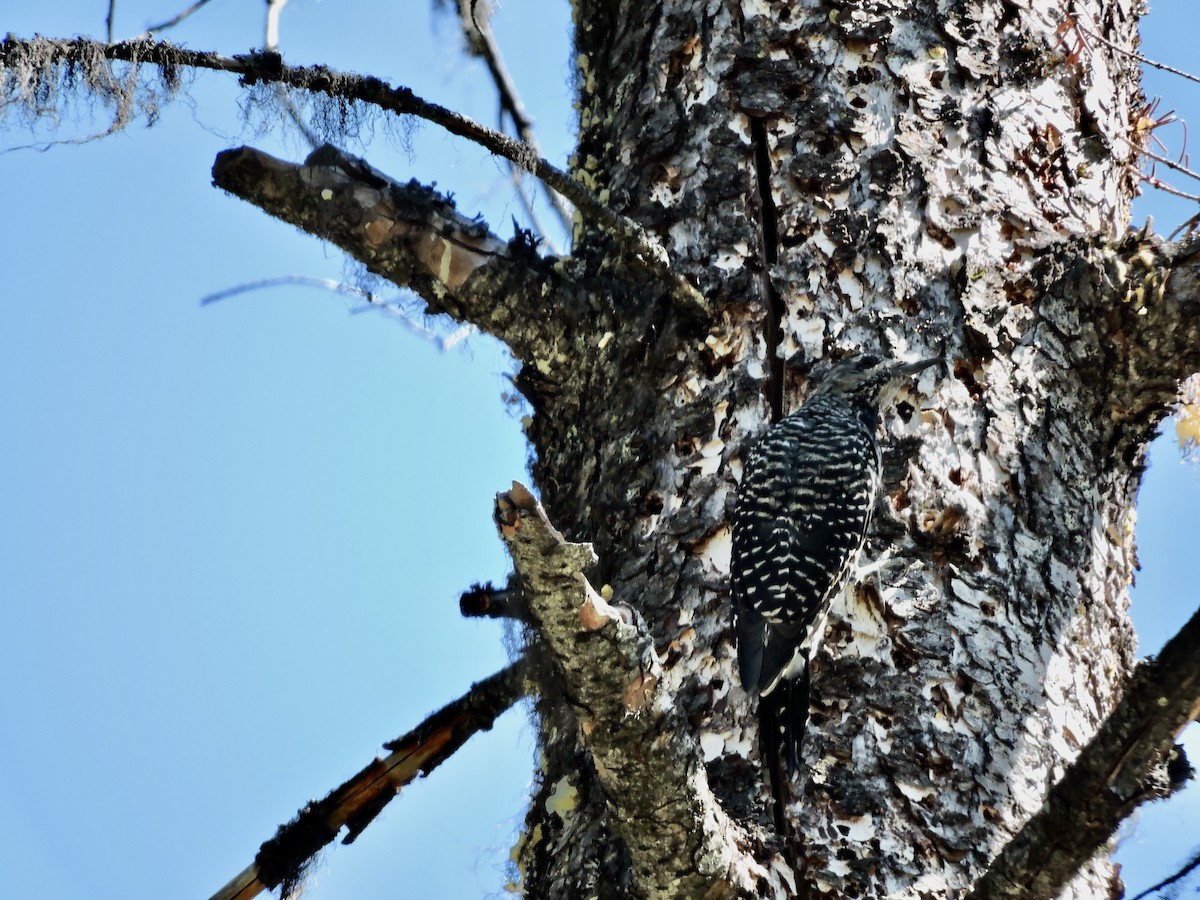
[749,116,786,422]
[516,1,1199,897]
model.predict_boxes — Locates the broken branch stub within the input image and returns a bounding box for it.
[212,144,559,363]
[492,481,776,898]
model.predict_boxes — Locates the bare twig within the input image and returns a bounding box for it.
[200,274,475,349]
[264,0,287,51]
[201,274,375,307]
[0,35,707,318]
[1072,14,1200,87]
[1128,848,1200,900]
[457,0,573,244]
[209,659,530,900]
[965,604,1200,900]
[1136,144,1200,185]
[364,304,475,350]
[1169,211,1200,242]
[254,0,321,149]
[1142,174,1200,205]
[105,0,117,42]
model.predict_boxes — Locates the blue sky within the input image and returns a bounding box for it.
[0,2,1197,898]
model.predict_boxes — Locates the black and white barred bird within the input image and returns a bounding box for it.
[732,352,939,776]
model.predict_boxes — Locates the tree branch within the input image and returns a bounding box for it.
[965,604,1200,900]
[140,0,216,37]
[1128,847,1200,900]
[1156,237,1200,378]
[210,659,530,900]
[494,482,784,898]
[455,0,574,241]
[0,35,708,318]
[211,144,557,362]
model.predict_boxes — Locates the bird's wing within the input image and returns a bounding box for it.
[733,419,875,693]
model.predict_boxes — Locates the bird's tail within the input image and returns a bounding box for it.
[759,664,810,779]
[757,685,788,834]
[757,668,809,837]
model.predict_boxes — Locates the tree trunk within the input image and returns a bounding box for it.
[510,0,1180,896]
[4,1,1199,896]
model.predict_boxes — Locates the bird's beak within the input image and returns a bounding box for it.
[893,357,942,377]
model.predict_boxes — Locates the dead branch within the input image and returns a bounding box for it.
[1143,174,1200,206]
[1132,143,1200,186]
[211,144,558,363]
[210,659,530,900]
[1129,847,1200,900]
[456,0,574,241]
[0,34,708,319]
[494,481,781,897]
[1136,236,1200,381]
[460,578,526,620]
[965,603,1200,900]
[141,0,216,37]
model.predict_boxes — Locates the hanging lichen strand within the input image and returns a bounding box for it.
[503,0,1154,896]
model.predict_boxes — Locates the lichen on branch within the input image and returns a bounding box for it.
[494,481,792,898]
[211,143,561,362]
[0,33,707,319]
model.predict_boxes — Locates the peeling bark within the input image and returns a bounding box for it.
[514,0,1189,897]
[10,1,1199,897]
[494,482,783,897]
[211,144,562,364]
[967,604,1200,899]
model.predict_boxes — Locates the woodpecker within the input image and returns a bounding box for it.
[732,352,939,776]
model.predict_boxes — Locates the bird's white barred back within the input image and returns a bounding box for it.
[731,352,938,777]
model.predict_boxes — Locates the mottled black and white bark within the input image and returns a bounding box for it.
[7,0,1200,897]
[513,1,1197,897]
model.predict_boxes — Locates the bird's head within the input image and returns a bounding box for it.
[810,352,941,407]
